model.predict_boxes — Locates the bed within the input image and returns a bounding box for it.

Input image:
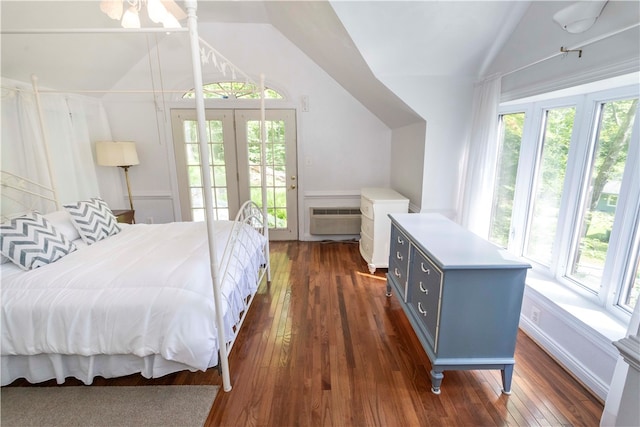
[1,0,272,391]
[0,199,268,386]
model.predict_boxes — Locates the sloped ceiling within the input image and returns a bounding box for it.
[330,1,530,78]
[1,0,529,128]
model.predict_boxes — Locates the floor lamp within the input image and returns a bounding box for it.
[95,141,139,211]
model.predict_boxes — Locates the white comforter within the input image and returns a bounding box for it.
[1,221,266,380]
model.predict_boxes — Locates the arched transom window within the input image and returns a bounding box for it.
[183,81,284,100]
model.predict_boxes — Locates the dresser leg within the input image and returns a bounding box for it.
[385,281,392,297]
[501,364,514,394]
[430,369,444,394]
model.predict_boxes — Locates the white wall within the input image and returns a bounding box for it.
[100,23,391,235]
[382,75,475,218]
[390,121,426,212]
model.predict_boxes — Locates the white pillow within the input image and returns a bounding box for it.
[64,198,121,245]
[44,210,81,242]
[0,211,77,270]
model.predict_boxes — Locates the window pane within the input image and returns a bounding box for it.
[489,113,525,248]
[623,250,640,310]
[185,143,199,164]
[188,165,202,186]
[182,118,231,223]
[183,121,198,143]
[246,119,290,231]
[190,188,203,208]
[525,107,575,265]
[568,99,638,292]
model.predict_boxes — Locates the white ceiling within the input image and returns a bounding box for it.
[330,1,529,77]
[0,0,531,127]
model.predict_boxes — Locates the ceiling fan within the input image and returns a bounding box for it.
[100,0,187,29]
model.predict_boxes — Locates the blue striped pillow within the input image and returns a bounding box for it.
[64,198,121,245]
[0,212,77,270]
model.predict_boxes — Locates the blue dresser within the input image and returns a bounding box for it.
[386,213,531,394]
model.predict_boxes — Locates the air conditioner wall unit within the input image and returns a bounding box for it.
[309,207,361,235]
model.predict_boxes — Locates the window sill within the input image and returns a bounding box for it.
[525,269,629,343]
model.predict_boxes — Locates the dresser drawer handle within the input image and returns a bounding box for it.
[419,282,428,294]
[397,236,405,245]
[396,251,403,261]
[418,302,427,316]
[394,267,402,278]
[420,263,431,274]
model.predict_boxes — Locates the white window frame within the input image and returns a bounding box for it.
[497,83,640,322]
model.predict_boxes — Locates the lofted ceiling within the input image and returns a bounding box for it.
[1,0,530,127]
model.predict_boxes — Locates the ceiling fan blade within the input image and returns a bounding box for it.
[162,0,187,20]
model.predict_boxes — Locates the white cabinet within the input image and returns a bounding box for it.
[359,187,409,273]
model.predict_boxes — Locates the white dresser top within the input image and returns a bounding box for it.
[361,187,409,202]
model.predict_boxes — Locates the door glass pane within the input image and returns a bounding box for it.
[524,107,575,266]
[568,98,638,292]
[247,120,288,229]
[489,112,525,248]
[182,120,229,221]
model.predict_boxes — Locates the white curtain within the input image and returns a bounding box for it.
[1,84,103,216]
[460,74,502,237]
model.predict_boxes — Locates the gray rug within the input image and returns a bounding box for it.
[0,385,219,427]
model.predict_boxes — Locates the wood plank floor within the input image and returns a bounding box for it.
[6,241,604,426]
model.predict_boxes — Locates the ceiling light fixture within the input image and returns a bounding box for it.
[553,1,608,34]
[99,0,185,29]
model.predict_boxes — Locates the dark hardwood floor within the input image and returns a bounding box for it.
[6,241,604,426]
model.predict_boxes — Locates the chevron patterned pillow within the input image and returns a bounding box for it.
[64,198,121,245]
[0,211,77,270]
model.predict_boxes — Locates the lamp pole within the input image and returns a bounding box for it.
[120,165,134,211]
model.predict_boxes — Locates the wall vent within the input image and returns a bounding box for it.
[310,207,361,235]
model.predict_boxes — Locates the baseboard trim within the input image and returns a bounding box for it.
[519,317,608,403]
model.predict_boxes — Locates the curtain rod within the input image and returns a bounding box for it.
[1,87,283,98]
[1,86,190,95]
[501,23,639,78]
[1,27,188,35]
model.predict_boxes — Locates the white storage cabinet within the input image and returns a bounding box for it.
[359,187,409,273]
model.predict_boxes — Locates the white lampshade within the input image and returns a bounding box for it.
[96,141,139,167]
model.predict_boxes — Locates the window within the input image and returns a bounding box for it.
[525,106,575,266]
[489,113,524,248]
[567,99,637,293]
[494,85,639,316]
[181,118,230,221]
[246,119,288,229]
[183,81,283,100]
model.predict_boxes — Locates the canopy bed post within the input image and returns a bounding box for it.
[184,0,231,392]
[259,74,271,282]
[30,75,60,210]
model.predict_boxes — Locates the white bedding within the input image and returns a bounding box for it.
[1,220,266,385]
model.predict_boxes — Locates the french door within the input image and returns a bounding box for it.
[171,109,298,240]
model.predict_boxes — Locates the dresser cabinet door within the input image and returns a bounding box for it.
[408,248,442,350]
[360,196,375,220]
[361,215,374,238]
[388,225,410,300]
